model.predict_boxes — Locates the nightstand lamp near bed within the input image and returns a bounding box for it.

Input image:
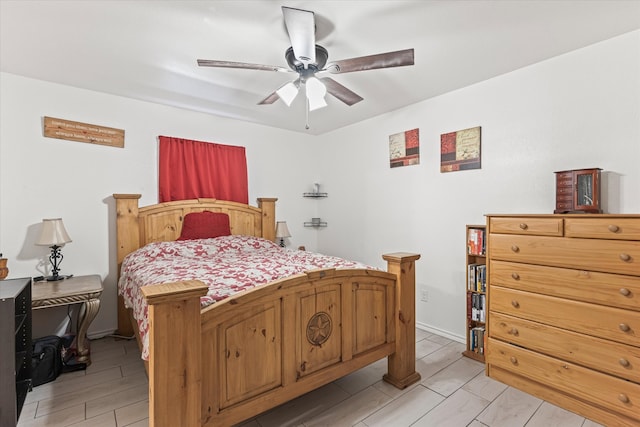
[36,218,72,281]
[275,221,291,247]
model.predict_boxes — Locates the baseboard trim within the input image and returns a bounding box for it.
[416,321,465,344]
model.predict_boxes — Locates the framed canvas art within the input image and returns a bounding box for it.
[389,128,420,168]
[440,126,481,173]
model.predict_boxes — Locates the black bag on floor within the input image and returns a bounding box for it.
[31,335,64,386]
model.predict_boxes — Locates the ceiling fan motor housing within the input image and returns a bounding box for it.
[286,45,329,77]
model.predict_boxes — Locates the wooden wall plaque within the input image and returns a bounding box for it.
[43,116,125,148]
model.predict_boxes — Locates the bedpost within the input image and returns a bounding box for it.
[257,197,277,242]
[113,193,142,336]
[382,252,422,389]
[141,281,209,427]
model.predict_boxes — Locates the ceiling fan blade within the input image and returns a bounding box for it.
[197,59,291,73]
[319,77,363,106]
[282,6,316,67]
[258,91,280,105]
[325,48,414,74]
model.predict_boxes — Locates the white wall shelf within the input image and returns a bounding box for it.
[304,220,327,228]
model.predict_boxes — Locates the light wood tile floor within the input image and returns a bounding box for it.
[18,329,604,427]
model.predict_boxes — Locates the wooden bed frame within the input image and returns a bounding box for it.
[113,194,421,427]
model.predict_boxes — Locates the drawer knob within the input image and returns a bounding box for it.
[608,224,620,233]
[511,272,520,280]
[619,253,631,262]
[618,394,630,404]
[510,356,518,365]
[619,288,631,297]
[619,358,630,368]
[619,323,631,332]
[519,223,528,230]
[509,328,519,336]
[511,245,520,253]
[511,300,520,308]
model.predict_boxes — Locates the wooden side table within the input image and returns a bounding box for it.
[32,274,103,365]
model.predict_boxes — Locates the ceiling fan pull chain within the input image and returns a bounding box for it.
[305,98,310,130]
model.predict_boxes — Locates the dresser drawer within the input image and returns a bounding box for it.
[556,186,573,196]
[489,217,563,236]
[565,218,640,240]
[489,234,640,276]
[489,260,640,311]
[487,338,640,422]
[490,286,640,346]
[490,312,640,383]
[555,171,573,184]
[555,195,573,203]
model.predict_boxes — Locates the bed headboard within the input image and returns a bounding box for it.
[113,194,277,267]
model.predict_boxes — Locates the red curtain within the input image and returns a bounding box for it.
[158,136,248,204]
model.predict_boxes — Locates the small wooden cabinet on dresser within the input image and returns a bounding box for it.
[554,168,602,213]
[485,214,640,427]
[0,277,32,427]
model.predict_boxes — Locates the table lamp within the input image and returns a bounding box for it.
[36,218,72,281]
[275,221,291,247]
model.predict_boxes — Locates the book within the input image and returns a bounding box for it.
[476,264,486,292]
[470,326,486,353]
[468,263,477,290]
[468,264,486,292]
[467,228,485,255]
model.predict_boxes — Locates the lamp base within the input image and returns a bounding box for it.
[44,274,72,282]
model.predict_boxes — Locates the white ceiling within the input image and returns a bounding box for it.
[2,1,639,135]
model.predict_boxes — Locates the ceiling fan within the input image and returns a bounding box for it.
[197,6,414,114]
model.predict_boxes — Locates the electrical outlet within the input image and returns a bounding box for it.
[421,288,429,302]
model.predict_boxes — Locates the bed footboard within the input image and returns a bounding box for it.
[143,253,420,427]
[382,252,422,389]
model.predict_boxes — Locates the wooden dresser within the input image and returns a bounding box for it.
[485,214,639,427]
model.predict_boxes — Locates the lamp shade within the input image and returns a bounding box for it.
[275,221,291,238]
[306,77,328,111]
[276,81,300,106]
[36,218,72,246]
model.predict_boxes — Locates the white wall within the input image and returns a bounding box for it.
[0,75,321,337]
[314,30,640,340]
[1,30,638,342]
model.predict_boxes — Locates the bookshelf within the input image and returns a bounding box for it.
[463,224,486,363]
[0,277,32,426]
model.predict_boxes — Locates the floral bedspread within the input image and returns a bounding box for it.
[118,235,373,360]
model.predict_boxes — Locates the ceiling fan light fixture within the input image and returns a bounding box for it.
[276,81,299,106]
[306,77,327,111]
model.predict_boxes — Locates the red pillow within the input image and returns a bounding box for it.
[177,211,231,240]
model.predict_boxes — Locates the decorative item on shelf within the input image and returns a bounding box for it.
[554,168,602,213]
[303,182,328,198]
[275,221,291,247]
[0,254,7,280]
[304,218,328,228]
[36,218,73,281]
